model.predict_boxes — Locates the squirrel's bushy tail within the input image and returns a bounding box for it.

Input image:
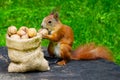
[71,43,114,62]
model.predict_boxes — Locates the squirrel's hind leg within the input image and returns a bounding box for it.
[57,44,72,66]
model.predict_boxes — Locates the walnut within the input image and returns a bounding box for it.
[7,26,17,36]
[19,26,28,32]
[38,29,48,36]
[17,29,27,37]
[28,28,37,38]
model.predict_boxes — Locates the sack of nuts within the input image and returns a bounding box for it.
[6,26,50,72]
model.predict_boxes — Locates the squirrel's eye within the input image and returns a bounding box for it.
[48,21,52,23]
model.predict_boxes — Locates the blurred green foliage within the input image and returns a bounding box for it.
[0,0,120,64]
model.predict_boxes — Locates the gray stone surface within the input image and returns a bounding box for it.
[0,47,120,80]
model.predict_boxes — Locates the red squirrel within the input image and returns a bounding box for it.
[40,12,113,66]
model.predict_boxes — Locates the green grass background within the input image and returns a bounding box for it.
[0,0,120,64]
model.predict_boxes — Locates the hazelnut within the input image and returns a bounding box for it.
[27,28,37,38]
[7,26,17,36]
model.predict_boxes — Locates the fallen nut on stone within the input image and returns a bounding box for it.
[38,29,48,36]
[10,34,20,39]
[28,28,37,38]
[7,26,17,36]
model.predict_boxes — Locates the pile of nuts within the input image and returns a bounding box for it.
[7,26,37,39]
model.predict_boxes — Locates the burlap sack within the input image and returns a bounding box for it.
[6,34,50,72]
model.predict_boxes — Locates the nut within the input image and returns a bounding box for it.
[28,28,37,38]
[7,26,17,36]
[38,29,48,36]
[10,34,20,39]
[17,29,27,36]
[19,26,28,32]
[21,34,29,39]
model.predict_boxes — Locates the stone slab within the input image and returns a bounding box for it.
[0,47,120,80]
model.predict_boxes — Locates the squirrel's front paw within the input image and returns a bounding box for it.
[42,34,49,39]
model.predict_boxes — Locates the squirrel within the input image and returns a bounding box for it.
[40,12,114,66]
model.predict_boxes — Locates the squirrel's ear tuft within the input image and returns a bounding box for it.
[53,12,59,20]
[50,10,59,21]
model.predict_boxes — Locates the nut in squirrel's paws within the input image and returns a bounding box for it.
[38,29,48,37]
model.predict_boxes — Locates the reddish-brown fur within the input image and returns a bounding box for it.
[72,43,113,61]
[41,12,113,66]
